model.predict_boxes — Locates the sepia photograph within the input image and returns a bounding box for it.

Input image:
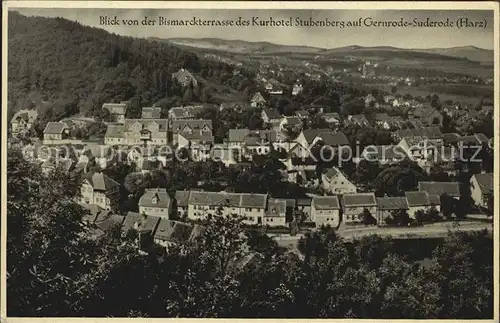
[2,2,498,320]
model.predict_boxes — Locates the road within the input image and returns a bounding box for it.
[273,221,493,249]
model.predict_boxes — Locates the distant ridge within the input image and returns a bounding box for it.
[150,37,493,63]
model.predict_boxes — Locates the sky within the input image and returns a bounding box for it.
[10,8,495,50]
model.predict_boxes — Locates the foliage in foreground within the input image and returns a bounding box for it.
[6,148,493,318]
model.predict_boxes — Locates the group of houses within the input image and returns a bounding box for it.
[75,169,493,231]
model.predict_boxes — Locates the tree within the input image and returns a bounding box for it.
[391,86,397,94]
[360,208,377,225]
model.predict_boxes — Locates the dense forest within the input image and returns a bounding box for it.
[8,11,257,121]
[7,147,494,318]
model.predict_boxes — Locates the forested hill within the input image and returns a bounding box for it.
[8,11,248,119]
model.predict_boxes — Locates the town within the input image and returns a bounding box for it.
[5,8,496,319]
[9,62,494,249]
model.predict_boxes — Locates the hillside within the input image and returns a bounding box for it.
[156,37,493,63]
[160,37,323,54]
[7,11,243,120]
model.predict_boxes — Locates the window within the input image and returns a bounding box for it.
[246,208,252,212]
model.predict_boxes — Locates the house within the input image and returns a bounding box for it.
[219,101,251,112]
[105,119,168,146]
[442,132,461,146]
[373,113,404,130]
[405,191,431,219]
[375,197,409,225]
[397,136,444,162]
[139,188,172,219]
[171,119,213,146]
[418,181,460,199]
[250,92,266,108]
[360,145,407,165]
[172,68,197,87]
[168,105,204,120]
[280,116,302,134]
[43,122,70,143]
[292,128,331,158]
[153,218,204,249]
[261,108,282,124]
[296,198,312,221]
[322,167,357,194]
[104,125,125,146]
[346,114,370,127]
[264,198,287,227]
[141,106,162,119]
[187,191,268,225]
[121,212,161,249]
[175,190,191,219]
[102,102,128,124]
[228,129,276,157]
[321,112,342,127]
[470,173,493,208]
[79,172,120,211]
[393,127,443,142]
[11,109,38,136]
[342,193,377,224]
[408,106,443,126]
[311,196,341,228]
[78,144,116,170]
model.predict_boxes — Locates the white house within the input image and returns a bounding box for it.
[322,167,357,194]
[311,196,341,228]
[470,173,493,208]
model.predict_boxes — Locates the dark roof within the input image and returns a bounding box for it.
[175,190,191,207]
[394,127,443,139]
[44,122,68,134]
[428,194,441,206]
[105,125,125,138]
[312,196,340,210]
[405,191,430,206]
[442,133,461,144]
[418,181,460,197]
[141,106,162,119]
[263,108,282,120]
[301,128,331,144]
[376,197,409,210]
[343,193,376,207]
[153,218,176,241]
[96,214,125,232]
[121,212,144,233]
[139,188,171,208]
[85,172,120,191]
[296,198,312,206]
[266,199,287,217]
[284,116,302,126]
[317,132,350,147]
[472,173,494,195]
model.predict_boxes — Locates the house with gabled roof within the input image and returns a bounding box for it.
[346,114,370,127]
[470,173,494,208]
[171,119,213,146]
[373,113,404,130]
[342,193,377,224]
[264,198,287,227]
[141,106,162,119]
[114,119,169,146]
[172,68,197,88]
[102,102,128,124]
[321,112,342,127]
[79,172,120,211]
[43,121,70,143]
[187,190,268,225]
[322,167,357,195]
[139,188,172,219]
[153,218,204,249]
[376,197,409,225]
[418,181,460,199]
[393,126,443,142]
[219,101,251,112]
[408,106,443,127]
[104,125,125,146]
[261,108,282,124]
[168,105,204,120]
[405,191,432,219]
[311,196,341,228]
[295,110,310,120]
[11,109,38,136]
[250,92,266,108]
[175,190,191,219]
